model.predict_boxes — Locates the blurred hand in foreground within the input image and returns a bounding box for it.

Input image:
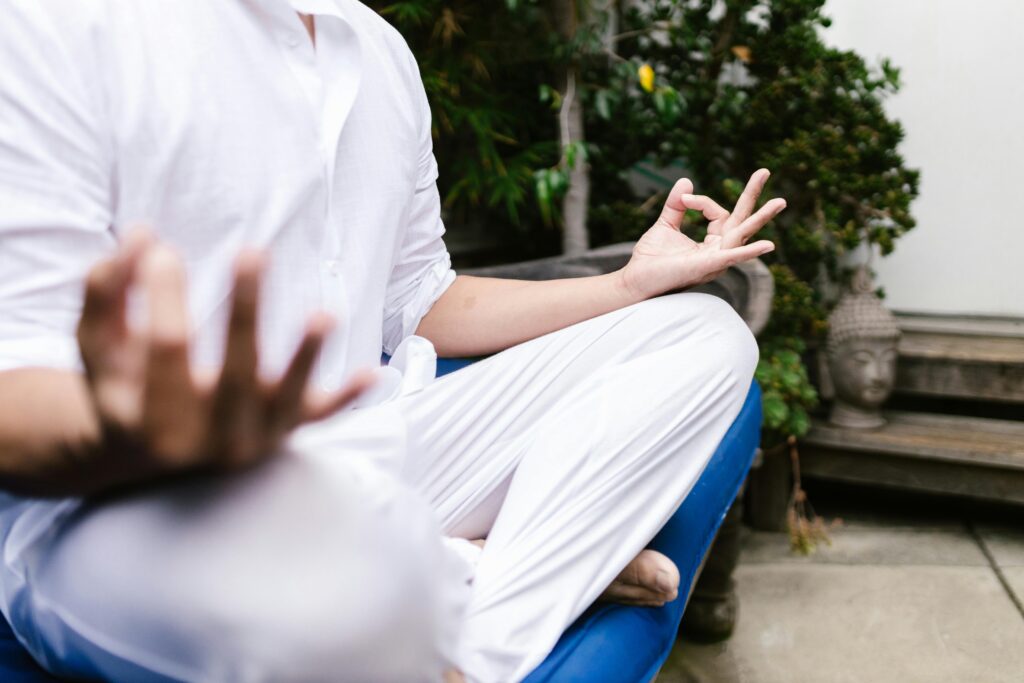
[76,232,374,477]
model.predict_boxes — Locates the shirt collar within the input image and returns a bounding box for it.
[287,0,346,19]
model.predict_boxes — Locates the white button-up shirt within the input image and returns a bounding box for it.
[0,0,456,389]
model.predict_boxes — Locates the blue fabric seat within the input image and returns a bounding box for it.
[522,379,761,682]
[0,357,761,682]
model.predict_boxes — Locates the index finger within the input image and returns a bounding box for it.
[680,194,730,235]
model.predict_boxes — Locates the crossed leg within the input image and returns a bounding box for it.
[392,292,759,682]
[1,439,468,683]
[1,292,755,683]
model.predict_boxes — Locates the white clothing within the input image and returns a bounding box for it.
[0,1,761,681]
[0,0,454,381]
[1,293,758,682]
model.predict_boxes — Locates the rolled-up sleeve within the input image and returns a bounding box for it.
[380,56,457,356]
[0,6,115,372]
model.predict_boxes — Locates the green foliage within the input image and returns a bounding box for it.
[373,0,919,443]
[587,0,918,443]
[755,336,816,441]
[371,1,558,237]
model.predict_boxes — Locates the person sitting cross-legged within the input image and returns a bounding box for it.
[0,3,784,682]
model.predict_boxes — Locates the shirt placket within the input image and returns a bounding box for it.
[315,13,363,273]
[273,5,364,389]
[317,15,364,389]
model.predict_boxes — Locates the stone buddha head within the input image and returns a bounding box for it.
[826,267,901,429]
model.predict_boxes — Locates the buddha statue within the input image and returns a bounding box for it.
[825,266,901,429]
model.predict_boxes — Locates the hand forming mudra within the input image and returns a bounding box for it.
[76,232,375,479]
[619,169,785,301]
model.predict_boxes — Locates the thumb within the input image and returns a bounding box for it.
[654,178,695,231]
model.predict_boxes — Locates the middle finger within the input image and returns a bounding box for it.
[727,168,770,229]
[723,198,787,249]
[218,250,265,394]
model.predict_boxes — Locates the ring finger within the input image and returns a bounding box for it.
[723,198,787,249]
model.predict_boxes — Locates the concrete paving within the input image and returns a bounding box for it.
[740,524,989,567]
[658,489,1024,683]
[1002,569,1024,609]
[977,523,1024,567]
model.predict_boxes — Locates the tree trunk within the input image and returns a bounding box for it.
[559,66,590,256]
[551,0,590,256]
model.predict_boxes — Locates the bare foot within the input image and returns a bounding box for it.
[440,547,677,681]
[599,549,680,607]
[443,669,465,683]
[468,540,679,608]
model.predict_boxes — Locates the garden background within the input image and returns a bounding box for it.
[370,0,925,446]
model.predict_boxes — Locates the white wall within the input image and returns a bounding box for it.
[825,0,1024,318]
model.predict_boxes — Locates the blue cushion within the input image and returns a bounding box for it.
[523,381,761,682]
[0,616,44,683]
[0,364,760,683]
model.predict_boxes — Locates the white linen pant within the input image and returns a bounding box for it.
[0,292,758,682]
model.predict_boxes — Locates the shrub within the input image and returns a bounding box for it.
[372,0,919,445]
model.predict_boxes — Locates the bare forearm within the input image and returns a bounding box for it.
[416,272,641,357]
[0,369,151,497]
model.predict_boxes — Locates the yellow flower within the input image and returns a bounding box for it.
[731,45,752,63]
[638,63,655,93]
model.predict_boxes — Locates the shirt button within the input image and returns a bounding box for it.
[285,34,301,48]
[327,260,341,276]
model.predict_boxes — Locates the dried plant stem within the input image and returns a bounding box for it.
[786,436,841,555]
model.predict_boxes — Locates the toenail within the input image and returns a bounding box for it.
[655,569,675,594]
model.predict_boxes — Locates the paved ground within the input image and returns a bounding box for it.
[659,483,1024,683]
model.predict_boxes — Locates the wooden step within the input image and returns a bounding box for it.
[799,412,1024,505]
[895,314,1024,404]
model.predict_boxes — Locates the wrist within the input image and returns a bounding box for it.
[78,393,165,490]
[82,409,202,495]
[607,267,648,308]
[71,424,157,495]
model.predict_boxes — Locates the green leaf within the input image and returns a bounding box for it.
[534,170,553,224]
[594,89,612,121]
[780,369,802,391]
[762,392,790,428]
[790,408,811,438]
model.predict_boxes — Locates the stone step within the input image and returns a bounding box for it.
[895,314,1024,404]
[799,411,1024,506]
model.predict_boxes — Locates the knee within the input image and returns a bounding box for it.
[184,486,462,682]
[37,464,463,682]
[211,527,458,682]
[653,293,759,384]
[698,294,759,381]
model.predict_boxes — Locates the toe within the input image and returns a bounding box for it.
[634,550,680,598]
[602,549,681,606]
[601,582,667,606]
